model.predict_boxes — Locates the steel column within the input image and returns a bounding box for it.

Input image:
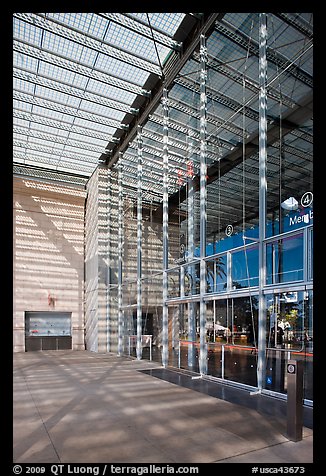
[199,34,208,376]
[106,167,111,353]
[136,125,143,360]
[257,13,268,391]
[117,155,124,356]
[162,87,169,368]
[187,130,196,368]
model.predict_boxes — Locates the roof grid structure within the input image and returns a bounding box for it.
[13,12,186,177]
[13,12,313,222]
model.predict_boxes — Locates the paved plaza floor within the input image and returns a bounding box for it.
[13,350,313,464]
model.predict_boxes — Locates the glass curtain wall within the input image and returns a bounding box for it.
[107,12,313,402]
[168,14,311,399]
[165,15,263,388]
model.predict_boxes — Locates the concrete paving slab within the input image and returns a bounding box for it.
[13,350,313,464]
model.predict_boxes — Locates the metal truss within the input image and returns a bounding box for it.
[13,126,105,154]
[13,152,94,175]
[13,139,99,165]
[13,91,129,130]
[14,13,163,76]
[167,96,245,136]
[214,19,313,88]
[13,110,114,142]
[13,163,88,186]
[192,51,296,108]
[174,75,262,124]
[13,40,150,97]
[149,112,235,151]
[13,68,139,115]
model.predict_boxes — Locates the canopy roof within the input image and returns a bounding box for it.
[13,12,313,227]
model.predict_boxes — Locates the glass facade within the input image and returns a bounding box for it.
[104,13,313,403]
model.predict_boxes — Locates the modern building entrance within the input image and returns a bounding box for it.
[25,311,72,351]
[159,292,313,402]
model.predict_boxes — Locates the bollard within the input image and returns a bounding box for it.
[286,359,303,441]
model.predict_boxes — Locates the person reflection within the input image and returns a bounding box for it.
[270,324,284,348]
[247,323,254,346]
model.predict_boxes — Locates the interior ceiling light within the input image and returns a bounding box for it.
[281,196,299,211]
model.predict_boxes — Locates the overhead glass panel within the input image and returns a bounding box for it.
[130,12,185,38]
[104,21,168,64]
[13,12,185,178]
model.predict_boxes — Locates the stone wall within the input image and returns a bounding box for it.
[13,176,86,352]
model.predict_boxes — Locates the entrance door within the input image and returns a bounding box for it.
[168,305,181,367]
[25,311,72,351]
[265,290,313,400]
[166,302,200,372]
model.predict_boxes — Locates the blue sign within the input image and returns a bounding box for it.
[266,376,272,385]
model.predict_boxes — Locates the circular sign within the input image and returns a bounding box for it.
[225,224,233,237]
[287,363,296,374]
[301,191,313,208]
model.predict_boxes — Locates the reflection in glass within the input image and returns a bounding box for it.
[167,269,180,298]
[264,291,313,397]
[266,291,304,350]
[309,229,313,281]
[231,246,259,289]
[204,297,258,386]
[206,255,227,293]
[266,233,304,284]
[184,262,200,296]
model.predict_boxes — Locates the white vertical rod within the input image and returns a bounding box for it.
[162,87,169,368]
[257,12,268,391]
[106,167,111,353]
[187,130,196,368]
[117,155,124,356]
[180,266,185,298]
[136,125,143,360]
[199,33,208,376]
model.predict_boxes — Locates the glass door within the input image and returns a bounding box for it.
[265,290,313,400]
[206,297,258,386]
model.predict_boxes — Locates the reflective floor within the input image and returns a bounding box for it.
[139,367,313,430]
[140,344,313,401]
